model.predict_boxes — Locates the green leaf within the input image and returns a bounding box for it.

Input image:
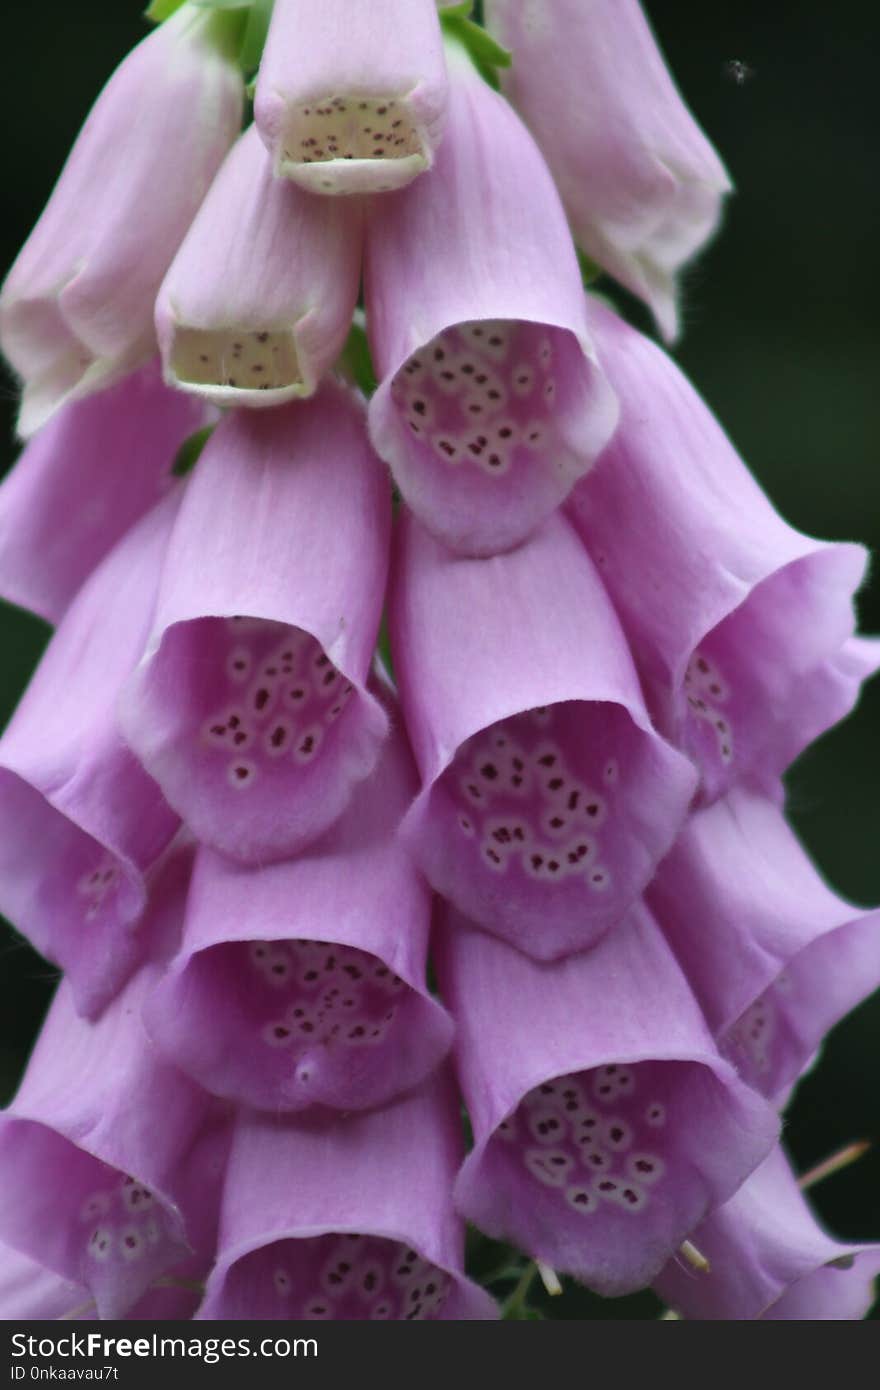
[578,249,603,287]
[338,318,377,398]
[238,0,273,73]
[191,0,254,10]
[442,12,512,89]
[438,2,473,16]
[144,0,187,20]
[376,613,394,684]
[172,424,215,478]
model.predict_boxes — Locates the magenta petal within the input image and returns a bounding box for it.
[569,300,868,803]
[438,906,779,1297]
[144,724,453,1112]
[365,53,617,556]
[156,125,363,407]
[120,384,390,863]
[485,0,731,339]
[197,1077,497,1321]
[650,785,880,1103]
[0,952,228,1320]
[0,1243,85,1320]
[0,7,243,437]
[0,1243,204,1321]
[0,361,201,625]
[391,510,696,959]
[0,494,182,1016]
[255,0,448,195]
[655,1147,880,1319]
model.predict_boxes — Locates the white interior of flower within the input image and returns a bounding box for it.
[170,327,302,394]
[279,94,425,192]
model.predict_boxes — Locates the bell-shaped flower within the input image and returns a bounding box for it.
[649,784,880,1104]
[0,361,201,625]
[568,301,869,805]
[255,0,448,195]
[390,509,696,960]
[197,1075,497,1320]
[485,0,731,340]
[156,125,363,408]
[655,1146,880,1319]
[144,719,453,1113]
[120,383,390,864]
[0,4,244,437]
[0,859,229,1321]
[438,905,779,1297]
[0,493,183,1017]
[364,46,618,556]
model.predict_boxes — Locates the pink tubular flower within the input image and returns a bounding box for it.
[254,0,448,195]
[439,906,779,1297]
[0,493,182,1017]
[390,509,696,960]
[485,0,731,340]
[155,124,363,407]
[649,785,880,1104]
[568,300,869,805]
[364,46,618,556]
[655,1147,880,1319]
[0,361,202,625]
[197,1075,497,1320]
[0,866,228,1320]
[144,720,454,1113]
[0,5,244,438]
[120,383,390,864]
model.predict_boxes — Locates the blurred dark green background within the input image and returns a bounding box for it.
[0,0,877,1318]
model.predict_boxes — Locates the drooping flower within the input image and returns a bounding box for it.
[649,784,880,1104]
[144,717,453,1112]
[568,299,869,805]
[0,361,201,625]
[655,1146,880,1319]
[255,0,449,195]
[120,382,390,864]
[0,493,183,1017]
[390,508,696,959]
[197,1075,497,1320]
[365,42,618,556]
[438,904,779,1296]
[484,0,731,339]
[0,3,244,437]
[155,124,363,407]
[0,854,229,1320]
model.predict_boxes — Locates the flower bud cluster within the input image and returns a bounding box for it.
[0,0,876,1322]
